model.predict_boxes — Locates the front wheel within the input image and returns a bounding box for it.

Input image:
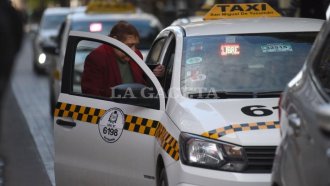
[157,167,168,186]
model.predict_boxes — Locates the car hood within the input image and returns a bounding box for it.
[169,98,280,146]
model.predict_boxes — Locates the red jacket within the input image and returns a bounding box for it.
[81,44,145,97]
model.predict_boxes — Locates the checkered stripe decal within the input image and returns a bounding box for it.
[124,115,160,136]
[55,102,179,161]
[54,102,106,124]
[155,124,180,161]
[201,121,280,139]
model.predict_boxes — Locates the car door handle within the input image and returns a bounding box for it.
[56,119,76,127]
[288,113,301,130]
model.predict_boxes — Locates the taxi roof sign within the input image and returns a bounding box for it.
[86,0,136,14]
[204,3,281,20]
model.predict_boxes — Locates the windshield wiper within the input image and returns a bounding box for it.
[255,91,282,98]
[188,91,254,99]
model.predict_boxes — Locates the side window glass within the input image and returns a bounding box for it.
[313,37,330,95]
[162,38,176,97]
[70,39,159,109]
[73,40,98,94]
[145,38,166,67]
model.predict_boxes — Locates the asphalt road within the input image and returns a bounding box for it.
[0,34,54,186]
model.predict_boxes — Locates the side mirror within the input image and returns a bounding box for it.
[50,35,58,44]
[316,104,330,135]
[41,41,59,55]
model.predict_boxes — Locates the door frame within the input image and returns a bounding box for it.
[61,31,166,110]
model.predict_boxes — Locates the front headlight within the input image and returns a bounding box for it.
[38,53,47,64]
[179,132,247,172]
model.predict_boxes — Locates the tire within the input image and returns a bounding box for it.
[158,167,168,186]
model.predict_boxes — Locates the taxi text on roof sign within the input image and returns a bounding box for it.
[204,3,281,20]
[86,0,136,14]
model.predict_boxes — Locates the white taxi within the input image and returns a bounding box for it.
[47,2,162,115]
[54,3,323,186]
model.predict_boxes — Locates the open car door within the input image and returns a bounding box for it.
[54,31,167,185]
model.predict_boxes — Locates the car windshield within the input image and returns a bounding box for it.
[40,14,67,30]
[71,20,160,50]
[181,32,317,98]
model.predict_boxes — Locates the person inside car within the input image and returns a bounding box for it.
[81,21,164,97]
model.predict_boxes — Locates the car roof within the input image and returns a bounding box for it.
[171,16,203,26]
[43,7,71,15]
[67,9,162,27]
[179,17,324,37]
[70,12,157,21]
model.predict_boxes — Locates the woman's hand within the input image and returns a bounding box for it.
[153,64,165,77]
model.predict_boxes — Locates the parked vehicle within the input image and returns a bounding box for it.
[33,7,70,74]
[271,18,330,186]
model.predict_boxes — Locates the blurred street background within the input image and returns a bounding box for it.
[10,0,330,28]
[0,0,330,185]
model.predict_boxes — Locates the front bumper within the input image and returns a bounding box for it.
[167,162,271,186]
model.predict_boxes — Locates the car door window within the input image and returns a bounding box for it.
[145,37,167,67]
[313,36,330,96]
[68,38,159,109]
[161,36,176,97]
[56,32,167,185]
